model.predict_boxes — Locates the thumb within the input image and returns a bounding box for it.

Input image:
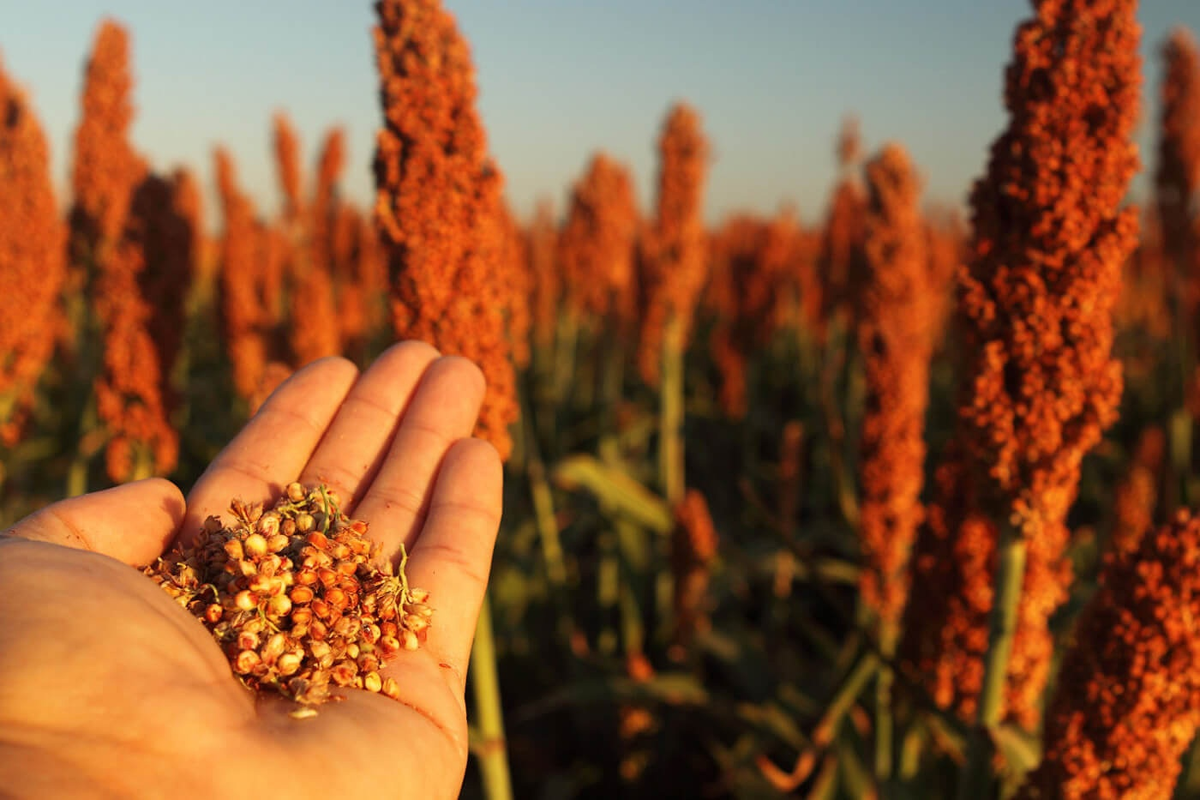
[5,479,186,567]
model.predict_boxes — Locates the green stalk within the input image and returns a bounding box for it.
[654,314,686,645]
[616,517,647,658]
[470,594,513,800]
[527,451,567,591]
[816,651,880,747]
[959,523,1027,799]
[874,624,897,789]
[659,313,685,505]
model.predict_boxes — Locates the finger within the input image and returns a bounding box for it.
[353,357,486,560]
[4,479,185,566]
[404,437,503,679]
[182,357,359,544]
[299,341,440,515]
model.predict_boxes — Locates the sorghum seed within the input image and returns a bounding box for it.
[235,590,257,611]
[276,652,302,676]
[404,614,429,633]
[400,630,420,651]
[223,539,244,560]
[296,514,315,533]
[310,620,328,641]
[268,595,292,617]
[336,560,358,576]
[281,518,297,536]
[325,588,348,610]
[346,642,360,660]
[382,677,401,700]
[244,534,268,558]
[237,631,260,651]
[379,635,401,657]
[262,633,287,664]
[290,607,313,625]
[267,534,289,553]
[331,543,352,560]
[317,568,339,587]
[234,650,260,674]
[310,640,331,660]
[204,604,223,623]
[364,672,382,693]
[357,653,380,673]
[296,569,318,586]
[311,599,331,619]
[330,660,358,685]
[237,559,257,577]
[381,621,399,638]
[361,624,381,645]
[290,586,315,604]
[287,482,306,502]
[410,589,430,604]
[257,513,280,538]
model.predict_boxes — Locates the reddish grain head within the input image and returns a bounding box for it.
[372,0,518,458]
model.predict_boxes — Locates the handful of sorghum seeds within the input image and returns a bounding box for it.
[142,482,433,706]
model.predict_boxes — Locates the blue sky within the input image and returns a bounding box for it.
[1,1,1198,227]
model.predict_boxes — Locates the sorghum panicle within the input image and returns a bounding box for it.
[215,147,270,401]
[912,0,1141,729]
[0,55,66,444]
[856,143,931,634]
[559,152,640,332]
[1155,27,1200,299]
[526,201,560,351]
[1015,511,1200,800]
[69,19,140,272]
[706,210,800,418]
[817,117,867,336]
[899,451,998,721]
[637,103,710,386]
[372,0,518,459]
[273,110,303,221]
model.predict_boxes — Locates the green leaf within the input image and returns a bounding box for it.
[551,454,673,533]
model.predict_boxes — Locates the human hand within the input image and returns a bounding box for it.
[0,342,502,799]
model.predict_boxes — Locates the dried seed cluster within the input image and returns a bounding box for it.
[143,482,433,706]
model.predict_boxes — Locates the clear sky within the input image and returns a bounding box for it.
[1,1,1198,227]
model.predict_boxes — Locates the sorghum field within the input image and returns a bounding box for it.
[6,0,1200,797]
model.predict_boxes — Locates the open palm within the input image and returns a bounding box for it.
[0,342,501,799]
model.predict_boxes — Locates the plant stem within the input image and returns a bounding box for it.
[659,314,685,506]
[470,594,513,800]
[874,624,897,790]
[959,522,1026,799]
